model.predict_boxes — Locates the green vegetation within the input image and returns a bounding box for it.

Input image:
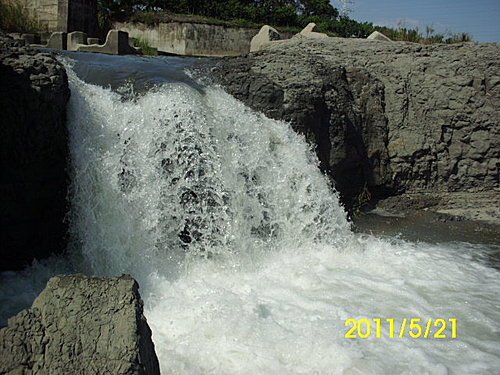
[373,21,472,44]
[133,37,158,55]
[98,0,472,44]
[0,0,38,33]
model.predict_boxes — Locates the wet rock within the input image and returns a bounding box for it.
[0,274,160,375]
[0,33,70,270]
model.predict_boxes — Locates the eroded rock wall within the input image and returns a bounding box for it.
[215,38,500,208]
[0,34,70,270]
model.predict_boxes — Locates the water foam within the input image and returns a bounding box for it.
[65,68,351,282]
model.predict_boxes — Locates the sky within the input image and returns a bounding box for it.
[334,0,500,43]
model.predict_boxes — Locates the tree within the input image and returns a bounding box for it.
[300,0,338,19]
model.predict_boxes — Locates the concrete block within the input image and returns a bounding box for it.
[40,32,52,44]
[77,30,138,55]
[21,34,40,45]
[367,31,392,42]
[250,25,281,52]
[87,37,99,45]
[7,33,21,39]
[46,32,67,50]
[297,23,328,39]
[68,31,88,51]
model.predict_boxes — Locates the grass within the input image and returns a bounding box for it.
[133,37,158,56]
[374,22,472,44]
[0,0,38,33]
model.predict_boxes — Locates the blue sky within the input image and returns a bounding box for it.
[334,0,500,43]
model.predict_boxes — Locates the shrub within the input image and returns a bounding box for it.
[133,36,157,55]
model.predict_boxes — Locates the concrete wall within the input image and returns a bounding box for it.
[25,0,62,31]
[22,0,97,36]
[115,22,258,57]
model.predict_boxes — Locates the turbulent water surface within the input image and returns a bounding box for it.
[1,53,500,375]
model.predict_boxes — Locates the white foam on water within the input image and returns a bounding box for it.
[144,238,500,374]
[1,63,499,375]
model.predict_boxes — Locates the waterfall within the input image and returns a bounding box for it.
[1,56,499,375]
[65,67,351,281]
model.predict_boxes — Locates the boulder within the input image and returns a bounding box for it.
[367,31,392,42]
[0,274,161,375]
[250,25,281,52]
[214,37,500,210]
[0,33,70,270]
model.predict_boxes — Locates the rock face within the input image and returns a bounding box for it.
[0,34,70,270]
[0,274,161,375]
[214,37,500,209]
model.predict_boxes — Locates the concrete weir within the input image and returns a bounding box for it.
[114,21,258,57]
[76,30,139,55]
[19,29,139,55]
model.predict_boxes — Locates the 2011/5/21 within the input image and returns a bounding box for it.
[344,318,458,339]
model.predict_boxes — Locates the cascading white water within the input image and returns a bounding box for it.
[65,66,351,282]
[1,59,499,374]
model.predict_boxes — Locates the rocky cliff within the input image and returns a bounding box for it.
[214,37,500,213]
[0,34,70,270]
[0,274,160,375]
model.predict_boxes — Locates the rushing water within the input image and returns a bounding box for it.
[1,53,500,374]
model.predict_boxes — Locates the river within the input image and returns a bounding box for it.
[1,52,499,374]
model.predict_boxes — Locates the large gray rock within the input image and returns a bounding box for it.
[0,33,70,270]
[0,274,160,375]
[214,37,500,209]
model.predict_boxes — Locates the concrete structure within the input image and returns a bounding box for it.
[67,30,87,50]
[76,30,138,55]
[250,25,281,52]
[115,21,258,57]
[367,31,392,42]
[23,0,97,36]
[87,37,99,44]
[31,31,66,49]
[46,31,67,49]
[21,33,39,44]
[297,23,328,39]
